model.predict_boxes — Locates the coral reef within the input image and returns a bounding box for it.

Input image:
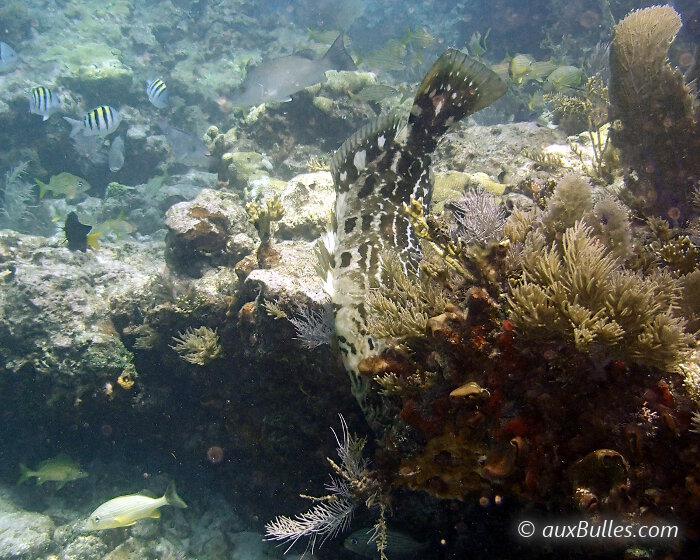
[609,5,700,222]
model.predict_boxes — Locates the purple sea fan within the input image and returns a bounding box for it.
[449,186,506,245]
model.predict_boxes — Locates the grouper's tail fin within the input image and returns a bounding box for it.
[408,49,507,153]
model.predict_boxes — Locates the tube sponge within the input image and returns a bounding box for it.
[609,5,700,222]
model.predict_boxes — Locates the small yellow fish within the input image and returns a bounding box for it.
[35,172,91,200]
[92,214,136,241]
[85,481,187,530]
[18,453,87,490]
[508,54,535,83]
[509,55,556,84]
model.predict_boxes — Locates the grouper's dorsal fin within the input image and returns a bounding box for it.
[407,49,507,153]
[331,114,405,194]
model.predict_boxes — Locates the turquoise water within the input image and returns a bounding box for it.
[0,1,699,559]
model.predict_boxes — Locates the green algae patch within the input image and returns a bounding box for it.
[44,42,133,99]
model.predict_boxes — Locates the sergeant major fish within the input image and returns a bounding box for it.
[146,78,169,108]
[317,49,506,416]
[85,480,187,530]
[0,41,18,73]
[231,33,355,106]
[64,105,121,137]
[29,86,62,121]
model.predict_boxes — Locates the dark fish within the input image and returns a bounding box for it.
[64,211,96,252]
[318,49,506,376]
[157,119,210,167]
[344,528,429,559]
[231,34,355,106]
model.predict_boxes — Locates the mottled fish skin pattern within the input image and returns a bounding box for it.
[323,49,507,376]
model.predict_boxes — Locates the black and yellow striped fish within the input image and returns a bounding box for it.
[64,105,121,137]
[29,86,62,121]
[146,78,169,109]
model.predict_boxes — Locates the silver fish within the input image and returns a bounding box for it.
[108,136,125,172]
[344,528,429,559]
[157,119,209,167]
[0,41,18,73]
[64,106,121,137]
[146,78,169,108]
[231,34,355,106]
[317,50,506,413]
[29,86,62,121]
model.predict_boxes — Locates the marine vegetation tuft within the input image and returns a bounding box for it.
[265,416,388,558]
[540,173,592,241]
[170,326,222,366]
[0,161,35,233]
[366,251,449,342]
[448,187,506,245]
[507,221,693,371]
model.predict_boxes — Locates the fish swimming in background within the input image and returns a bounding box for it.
[317,49,506,399]
[157,118,210,167]
[146,78,169,108]
[350,84,399,103]
[64,211,100,252]
[17,453,88,490]
[231,34,355,106]
[29,86,63,121]
[108,135,125,172]
[36,172,91,200]
[544,65,585,91]
[0,41,19,73]
[344,527,429,559]
[508,54,556,84]
[64,106,121,137]
[84,480,187,530]
[93,213,136,241]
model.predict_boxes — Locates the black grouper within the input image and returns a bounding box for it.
[318,50,507,407]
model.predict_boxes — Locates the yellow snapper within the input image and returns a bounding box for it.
[17,453,87,490]
[85,480,187,530]
[35,172,91,200]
